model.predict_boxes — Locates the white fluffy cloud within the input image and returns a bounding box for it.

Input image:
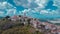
[35,0,48,8]
[0,11,4,14]
[53,0,60,8]
[13,0,60,14]
[0,2,15,9]
[18,7,60,19]
[6,8,16,16]
[13,0,60,17]
[0,2,7,9]
[40,10,49,14]
[48,19,60,23]
[14,0,49,9]
[0,1,17,17]
[0,10,6,16]
[0,0,60,20]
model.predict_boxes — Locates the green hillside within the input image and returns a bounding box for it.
[0,16,44,34]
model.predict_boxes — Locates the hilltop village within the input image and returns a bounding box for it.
[0,15,60,34]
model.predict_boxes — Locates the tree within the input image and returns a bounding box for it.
[19,15,21,17]
[5,16,10,19]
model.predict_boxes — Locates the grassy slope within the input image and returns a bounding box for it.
[0,18,44,34]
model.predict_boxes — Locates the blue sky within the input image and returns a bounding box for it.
[0,0,60,20]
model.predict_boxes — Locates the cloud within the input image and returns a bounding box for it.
[0,0,60,20]
[0,1,17,17]
[6,8,16,16]
[13,0,60,16]
[15,0,60,19]
[40,10,49,14]
[13,0,49,9]
[0,10,5,16]
[0,1,15,9]
[13,0,60,17]
[35,0,49,8]
[0,0,6,1]
[18,7,60,19]
[48,19,60,23]
[0,2,7,9]
[0,11,4,14]
[53,0,60,8]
